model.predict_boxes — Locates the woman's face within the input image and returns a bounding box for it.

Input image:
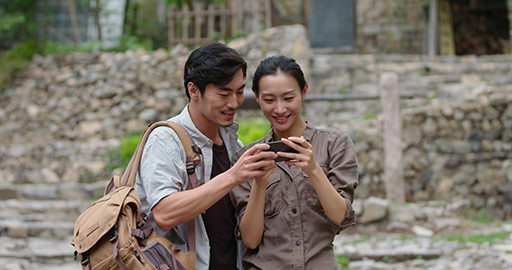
[256,72,307,136]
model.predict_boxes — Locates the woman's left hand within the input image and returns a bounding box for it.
[279,136,319,175]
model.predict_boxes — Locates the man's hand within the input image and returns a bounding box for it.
[227,144,277,185]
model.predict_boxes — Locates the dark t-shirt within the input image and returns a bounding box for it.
[202,142,237,269]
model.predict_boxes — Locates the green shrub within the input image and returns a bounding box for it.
[119,132,143,167]
[337,255,350,269]
[468,207,494,224]
[238,118,270,145]
[0,40,36,90]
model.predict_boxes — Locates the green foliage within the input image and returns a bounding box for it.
[0,40,36,90]
[468,207,494,224]
[238,118,270,145]
[107,149,124,172]
[115,35,152,52]
[363,113,377,120]
[337,255,350,269]
[382,256,397,264]
[444,231,511,244]
[351,234,372,244]
[120,132,143,167]
[42,41,103,55]
[0,0,38,49]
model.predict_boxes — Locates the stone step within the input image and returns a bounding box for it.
[0,199,93,223]
[0,237,78,268]
[0,220,74,239]
[0,181,109,201]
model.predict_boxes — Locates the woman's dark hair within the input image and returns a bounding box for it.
[184,43,247,99]
[252,55,307,95]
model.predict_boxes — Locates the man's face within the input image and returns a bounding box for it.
[196,69,245,127]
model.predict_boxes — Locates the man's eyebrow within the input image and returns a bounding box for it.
[220,83,246,91]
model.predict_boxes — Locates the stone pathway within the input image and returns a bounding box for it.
[334,229,512,270]
[1,182,512,269]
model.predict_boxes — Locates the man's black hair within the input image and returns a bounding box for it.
[252,55,307,95]
[184,43,247,99]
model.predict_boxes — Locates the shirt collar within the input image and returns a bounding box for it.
[171,104,239,147]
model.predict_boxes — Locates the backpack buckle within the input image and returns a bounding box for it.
[186,161,195,175]
[81,254,90,267]
[109,228,118,243]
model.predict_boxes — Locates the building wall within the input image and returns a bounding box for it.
[356,0,429,54]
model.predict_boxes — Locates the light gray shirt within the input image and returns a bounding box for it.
[135,105,243,270]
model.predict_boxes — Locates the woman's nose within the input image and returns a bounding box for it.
[274,101,286,114]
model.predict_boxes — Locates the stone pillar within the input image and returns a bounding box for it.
[379,72,405,203]
[508,0,512,52]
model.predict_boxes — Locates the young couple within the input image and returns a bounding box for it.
[135,43,358,270]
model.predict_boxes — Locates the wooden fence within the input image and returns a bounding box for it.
[167,0,272,46]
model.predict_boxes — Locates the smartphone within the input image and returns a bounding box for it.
[265,141,299,162]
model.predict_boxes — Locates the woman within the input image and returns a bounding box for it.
[230,55,359,269]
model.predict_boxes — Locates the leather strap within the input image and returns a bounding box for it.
[121,121,201,188]
[110,227,128,270]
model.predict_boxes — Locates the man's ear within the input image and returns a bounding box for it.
[188,82,200,100]
[301,83,308,100]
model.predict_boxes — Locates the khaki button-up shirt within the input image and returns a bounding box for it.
[230,122,358,270]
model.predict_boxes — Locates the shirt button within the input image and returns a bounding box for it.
[206,141,211,146]
[296,240,301,246]
[292,208,297,214]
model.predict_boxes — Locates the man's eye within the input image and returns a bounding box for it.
[285,97,294,101]
[264,99,274,102]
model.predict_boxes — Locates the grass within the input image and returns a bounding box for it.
[444,231,511,244]
[337,255,350,269]
[351,234,372,244]
[468,207,494,224]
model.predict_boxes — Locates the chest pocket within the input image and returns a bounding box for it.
[302,165,330,212]
[264,170,282,218]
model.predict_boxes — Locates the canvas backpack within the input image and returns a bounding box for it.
[71,121,203,270]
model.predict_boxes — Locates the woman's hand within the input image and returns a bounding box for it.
[279,136,347,224]
[279,136,320,175]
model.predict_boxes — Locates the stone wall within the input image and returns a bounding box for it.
[350,87,512,219]
[356,0,429,54]
[1,25,512,216]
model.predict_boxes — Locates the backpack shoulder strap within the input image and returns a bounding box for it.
[123,121,201,188]
[104,121,202,194]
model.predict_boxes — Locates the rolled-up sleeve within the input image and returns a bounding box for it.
[328,131,359,232]
[140,127,187,211]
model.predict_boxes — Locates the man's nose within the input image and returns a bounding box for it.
[227,92,241,109]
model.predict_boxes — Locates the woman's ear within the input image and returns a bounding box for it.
[301,84,308,100]
[188,82,200,100]
[253,90,260,104]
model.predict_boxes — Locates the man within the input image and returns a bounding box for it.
[135,43,276,269]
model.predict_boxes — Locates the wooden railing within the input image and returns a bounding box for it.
[167,0,272,46]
